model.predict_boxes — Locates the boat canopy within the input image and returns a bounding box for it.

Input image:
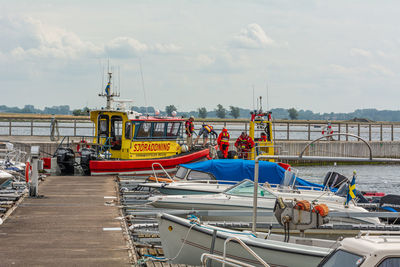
[180,159,325,189]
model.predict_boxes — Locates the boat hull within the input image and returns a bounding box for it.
[158,213,331,266]
[89,148,211,176]
[150,194,382,225]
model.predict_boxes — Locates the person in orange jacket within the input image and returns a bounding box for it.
[234,132,255,159]
[217,127,230,159]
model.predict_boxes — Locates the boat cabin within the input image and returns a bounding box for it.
[90,110,185,160]
[318,234,400,267]
[249,111,274,160]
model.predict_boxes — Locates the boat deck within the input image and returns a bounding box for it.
[0,175,132,266]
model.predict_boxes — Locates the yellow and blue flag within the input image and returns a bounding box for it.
[105,82,110,96]
[345,173,356,205]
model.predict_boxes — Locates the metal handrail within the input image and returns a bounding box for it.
[201,253,256,267]
[151,162,173,182]
[299,133,373,160]
[221,236,269,267]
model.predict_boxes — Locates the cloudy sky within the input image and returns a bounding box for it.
[1,0,400,113]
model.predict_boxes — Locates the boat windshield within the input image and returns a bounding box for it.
[319,249,364,267]
[175,167,189,179]
[186,170,215,181]
[225,180,274,197]
[279,169,298,188]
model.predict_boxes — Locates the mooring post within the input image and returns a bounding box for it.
[29,146,40,197]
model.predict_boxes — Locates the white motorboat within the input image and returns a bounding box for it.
[149,180,381,225]
[157,213,337,267]
[318,232,400,266]
[140,164,233,195]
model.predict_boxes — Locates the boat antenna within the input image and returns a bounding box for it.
[266,81,270,111]
[139,58,148,115]
[99,59,104,95]
[252,84,255,111]
[118,66,121,97]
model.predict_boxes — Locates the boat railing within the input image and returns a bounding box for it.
[263,182,328,193]
[200,236,270,267]
[151,162,173,182]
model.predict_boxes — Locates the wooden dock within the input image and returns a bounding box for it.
[0,175,132,266]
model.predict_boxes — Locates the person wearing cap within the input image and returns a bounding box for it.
[194,123,217,147]
[234,131,255,159]
[185,116,195,149]
[217,127,230,159]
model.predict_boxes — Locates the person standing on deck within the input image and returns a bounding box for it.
[235,132,255,159]
[217,127,230,159]
[194,123,217,147]
[185,116,195,150]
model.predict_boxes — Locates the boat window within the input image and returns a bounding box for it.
[111,116,122,150]
[98,115,109,137]
[175,167,189,179]
[377,257,400,267]
[136,122,152,138]
[166,122,181,138]
[186,170,215,181]
[152,122,165,138]
[125,122,132,139]
[225,180,273,197]
[319,249,364,267]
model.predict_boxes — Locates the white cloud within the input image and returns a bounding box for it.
[193,50,248,73]
[350,48,372,58]
[0,16,101,59]
[329,64,394,76]
[104,37,181,57]
[369,64,394,76]
[0,16,181,60]
[105,37,148,57]
[230,23,275,49]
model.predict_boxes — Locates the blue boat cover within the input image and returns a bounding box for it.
[180,159,326,190]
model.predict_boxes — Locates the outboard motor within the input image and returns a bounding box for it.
[323,171,348,189]
[80,147,97,175]
[55,147,75,175]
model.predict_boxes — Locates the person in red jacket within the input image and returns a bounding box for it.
[217,127,230,159]
[185,116,195,149]
[235,132,255,159]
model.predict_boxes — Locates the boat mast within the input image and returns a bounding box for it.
[98,62,120,110]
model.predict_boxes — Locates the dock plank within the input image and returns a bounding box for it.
[0,175,131,266]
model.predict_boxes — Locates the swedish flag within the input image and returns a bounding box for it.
[345,172,356,205]
[105,82,110,96]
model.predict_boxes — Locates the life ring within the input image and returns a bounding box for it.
[25,161,31,183]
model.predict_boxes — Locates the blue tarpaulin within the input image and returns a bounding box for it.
[180,159,326,190]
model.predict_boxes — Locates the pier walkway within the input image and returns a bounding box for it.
[0,175,132,266]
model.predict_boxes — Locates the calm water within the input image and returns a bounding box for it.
[2,121,400,141]
[296,164,400,194]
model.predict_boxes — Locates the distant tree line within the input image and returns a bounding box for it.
[3,104,400,122]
